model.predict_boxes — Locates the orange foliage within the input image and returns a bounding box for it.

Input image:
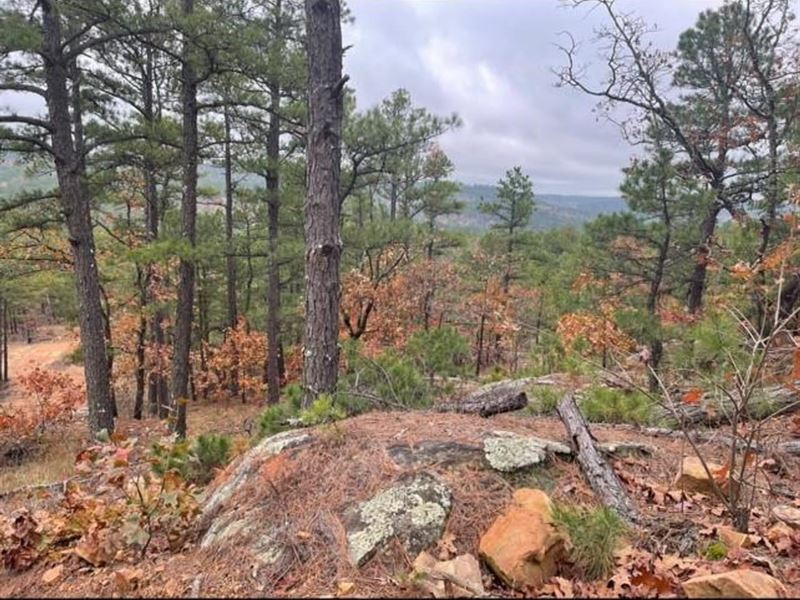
[341,255,461,357]
[557,307,636,357]
[195,318,267,402]
[0,369,84,439]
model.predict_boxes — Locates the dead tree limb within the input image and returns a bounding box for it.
[557,392,641,524]
[437,378,530,417]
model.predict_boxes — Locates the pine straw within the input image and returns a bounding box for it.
[4,410,800,598]
[162,410,705,598]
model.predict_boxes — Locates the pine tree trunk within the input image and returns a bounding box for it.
[224,107,239,337]
[302,0,344,406]
[41,0,114,436]
[687,199,722,314]
[172,0,199,437]
[266,89,282,405]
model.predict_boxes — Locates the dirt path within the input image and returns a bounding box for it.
[0,325,84,410]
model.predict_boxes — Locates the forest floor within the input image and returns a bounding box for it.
[0,408,799,597]
[0,328,262,493]
[0,325,84,411]
[1,332,800,597]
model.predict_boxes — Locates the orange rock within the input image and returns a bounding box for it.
[682,570,787,598]
[717,526,755,549]
[478,488,565,591]
[674,456,724,496]
[41,564,64,585]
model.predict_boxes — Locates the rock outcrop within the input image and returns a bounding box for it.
[673,456,724,496]
[478,488,566,590]
[597,441,655,456]
[483,431,571,472]
[682,570,787,598]
[346,472,452,567]
[773,504,800,530]
[201,429,312,523]
[387,441,483,468]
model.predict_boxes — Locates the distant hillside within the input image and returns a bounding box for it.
[1,159,626,231]
[446,183,627,232]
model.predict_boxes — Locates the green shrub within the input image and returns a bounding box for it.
[703,540,728,561]
[298,394,346,426]
[579,385,653,425]
[258,401,297,438]
[149,440,192,480]
[344,349,431,410]
[257,392,350,440]
[406,326,470,381]
[190,433,232,484]
[552,504,628,580]
[149,434,233,484]
[528,386,562,415]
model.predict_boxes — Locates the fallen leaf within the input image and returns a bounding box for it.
[631,570,673,595]
[682,388,703,405]
[41,564,64,584]
[336,580,355,596]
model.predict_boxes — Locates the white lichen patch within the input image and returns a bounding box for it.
[347,474,452,567]
[483,434,549,472]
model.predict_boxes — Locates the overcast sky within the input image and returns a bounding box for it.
[343,0,722,196]
[0,0,723,197]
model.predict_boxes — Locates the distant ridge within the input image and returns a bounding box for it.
[1,159,626,231]
[445,183,627,232]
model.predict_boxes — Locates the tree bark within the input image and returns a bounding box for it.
[171,0,199,437]
[557,393,640,524]
[266,87,282,405]
[41,0,114,436]
[437,378,530,417]
[224,107,239,336]
[687,200,722,314]
[302,0,345,406]
[133,266,147,420]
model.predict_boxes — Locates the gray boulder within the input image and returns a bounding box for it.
[201,429,312,522]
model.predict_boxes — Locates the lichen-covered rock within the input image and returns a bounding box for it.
[346,472,452,567]
[387,441,484,468]
[673,456,724,495]
[682,570,787,598]
[201,429,312,521]
[478,488,566,591]
[201,509,284,566]
[483,431,570,472]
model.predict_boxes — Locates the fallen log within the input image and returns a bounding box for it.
[437,378,531,417]
[653,385,800,427]
[556,393,640,525]
[779,441,800,456]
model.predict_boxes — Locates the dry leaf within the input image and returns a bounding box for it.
[682,388,703,405]
[41,564,64,584]
[336,580,355,596]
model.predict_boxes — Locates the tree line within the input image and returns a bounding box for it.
[0,0,798,439]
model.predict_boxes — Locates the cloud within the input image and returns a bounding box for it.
[344,0,723,195]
